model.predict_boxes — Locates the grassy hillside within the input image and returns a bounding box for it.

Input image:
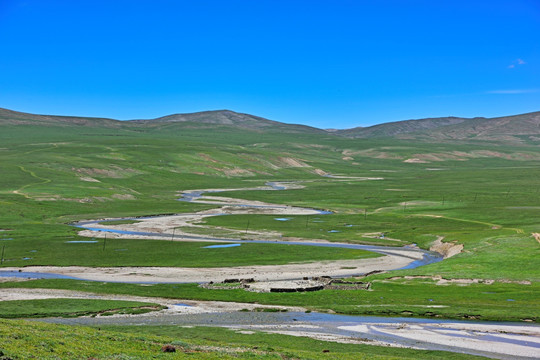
[334,111,540,143]
[0,110,539,324]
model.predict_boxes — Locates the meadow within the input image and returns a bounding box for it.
[0,121,539,358]
[0,319,486,359]
[0,298,163,318]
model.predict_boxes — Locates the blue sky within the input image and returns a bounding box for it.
[0,0,538,128]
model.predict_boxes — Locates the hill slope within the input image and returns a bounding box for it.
[0,108,324,134]
[131,110,325,133]
[336,111,540,143]
[2,107,540,143]
[335,116,471,138]
[0,107,123,128]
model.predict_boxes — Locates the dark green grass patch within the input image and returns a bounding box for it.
[0,298,163,318]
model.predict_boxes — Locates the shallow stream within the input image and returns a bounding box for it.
[42,311,540,360]
[7,181,539,358]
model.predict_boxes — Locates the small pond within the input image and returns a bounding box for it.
[203,244,242,249]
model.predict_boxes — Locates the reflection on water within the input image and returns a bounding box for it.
[203,244,242,249]
[65,240,98,243]
[0,270,81,280]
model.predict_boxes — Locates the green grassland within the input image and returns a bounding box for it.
[0,122,539,325]
[0,319,487,359]
[1,279,537,322]
[0,239,378,267]
[0,298,163,318]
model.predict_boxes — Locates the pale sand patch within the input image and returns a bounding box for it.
[403,158,430,163]
[1,250,419,283]
[79,176,100,182]
[0,277,28,283]
[183,196,314,210]
[179,181,306,196]
[223,168,254,176]
[340,323,540,358]
[361,232,402,242]
[241,329,400,347]
[323,175,384,180]
[430,236,463,259]
[313,168,328,176]
[385,275,531,286]
[436,278,494,285]
[399,200,439,207]
[278,157,310,167]
[111,194,136,200]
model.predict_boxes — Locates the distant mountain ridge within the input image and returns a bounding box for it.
[131,109,325,133]
[336,111,540,142]
[335,116,472,138]
[0,108,324,134]
[0,107,122,128]
[1,107,539,143]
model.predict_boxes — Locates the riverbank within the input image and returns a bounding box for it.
[3,286,538,359]
[0,246,418,283]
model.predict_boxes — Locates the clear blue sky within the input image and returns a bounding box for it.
[0,0,539,128]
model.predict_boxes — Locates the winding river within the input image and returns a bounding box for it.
[76,181,442,272]
[2,181,442,282]
[3,181,539,358]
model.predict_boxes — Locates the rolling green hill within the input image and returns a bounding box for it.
[0,106,539,324]
[3,107,540,144]
[335,111,540,143]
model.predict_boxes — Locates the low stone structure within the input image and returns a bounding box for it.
[201,277,371,293]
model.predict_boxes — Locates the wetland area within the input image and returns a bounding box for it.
[1,118,539,359]
[2,183,538,359]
